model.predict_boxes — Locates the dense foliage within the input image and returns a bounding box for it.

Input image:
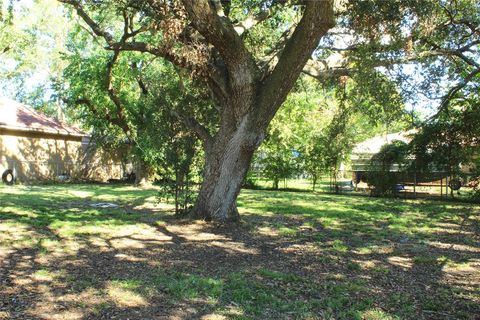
[252,75,411,190]
[0,0,72,111]
[62,24,214,187]
[366,140,410,196]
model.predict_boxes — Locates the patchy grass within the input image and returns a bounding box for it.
[0,183,479,319]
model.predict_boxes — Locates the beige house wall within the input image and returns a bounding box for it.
[80,141,133,182]
[0,129,128,183]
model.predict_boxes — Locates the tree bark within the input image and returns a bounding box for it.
[192,113,264,222]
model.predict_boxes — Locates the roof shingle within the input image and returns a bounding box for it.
[0,98,84,137]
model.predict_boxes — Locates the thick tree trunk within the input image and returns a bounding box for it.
[134,161,153,186]
[192,114,263,222]
[183,0,335,223]
[273,178,279,190]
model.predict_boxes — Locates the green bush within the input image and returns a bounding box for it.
[366,140,409,196]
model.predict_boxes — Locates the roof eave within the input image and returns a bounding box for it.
[0,124,86,138]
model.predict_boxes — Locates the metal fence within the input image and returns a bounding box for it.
[248,169,478,201]
[323,170,478,200]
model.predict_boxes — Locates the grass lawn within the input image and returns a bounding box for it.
[0,184,479,320]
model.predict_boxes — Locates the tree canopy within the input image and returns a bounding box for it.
[0,0,72,109]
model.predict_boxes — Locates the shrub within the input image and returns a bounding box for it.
[366,140,409,196]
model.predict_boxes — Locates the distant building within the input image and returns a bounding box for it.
[350,130,478,186]
[350,131,416,173]
[0,98,129,183]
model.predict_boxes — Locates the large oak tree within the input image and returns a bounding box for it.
[59,0,479,222]
[60,0,335,221]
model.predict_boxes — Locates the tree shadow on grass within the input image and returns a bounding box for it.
[0,185,479,319]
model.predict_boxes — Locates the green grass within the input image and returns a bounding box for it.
[0,183,479,319]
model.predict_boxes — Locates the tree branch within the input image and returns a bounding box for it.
[59,0,202,74]
[258,0,335,121]
[181,0,258,73]
[302,42,480,81]
[179,113,213,144]
[75,98,130,134]
[435,67,480,117]
[58,0,114,45]
[259,26,297,74]
[131,61,149,95]
[105,50,129,133]
[233,2,284,36]
[302,59,350,80]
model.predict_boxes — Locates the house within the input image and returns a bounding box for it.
[350,130,415,174]
[0,98,129,183]
[350,130,478,189]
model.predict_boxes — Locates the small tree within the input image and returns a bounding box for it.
[302,138,327,191]
[157,133,201,215]
[412,87,480,194]
[258,146,300,190]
